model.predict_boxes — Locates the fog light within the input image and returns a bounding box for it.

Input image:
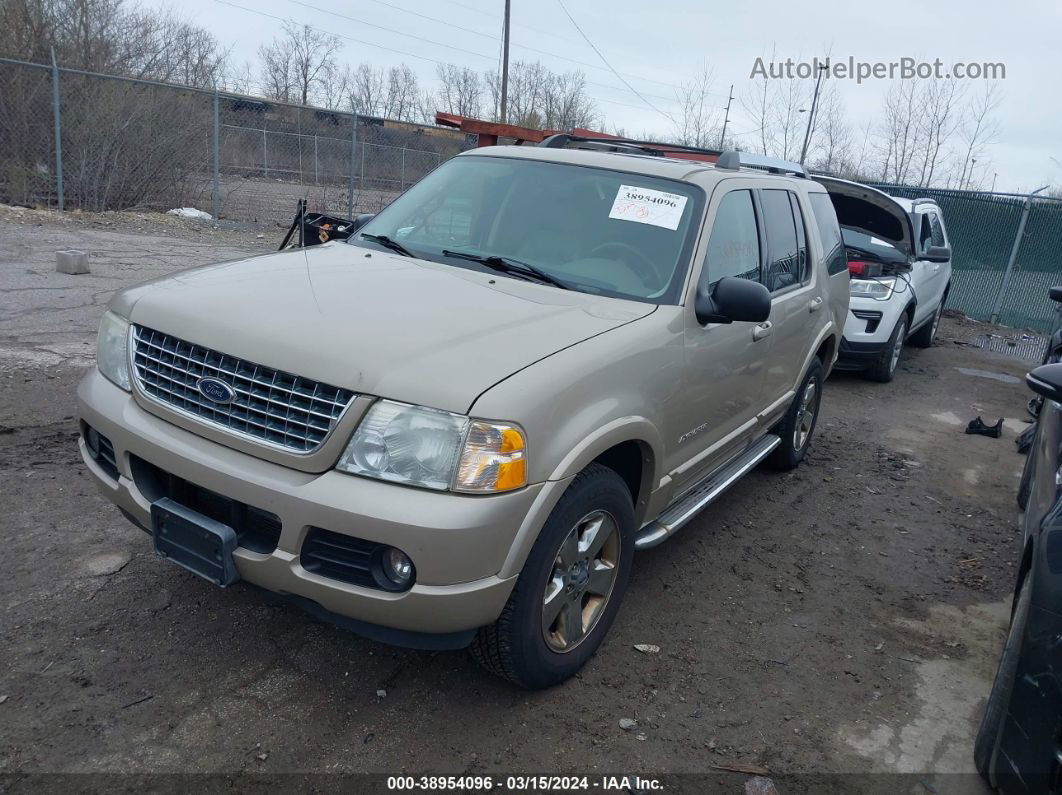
[381,547,414,588]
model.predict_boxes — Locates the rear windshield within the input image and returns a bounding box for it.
[348,155,704,304]
[841,227,908,265]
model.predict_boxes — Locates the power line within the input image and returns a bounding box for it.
[422,0,699,94]
[553,0,673,122]
[212,0,677,114]
[432,0,585,47]
[285,0,681,105]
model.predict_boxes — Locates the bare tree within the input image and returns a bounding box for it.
[348,63,386,117]
[482,60,595,129]
[807,88,853,174]
[383,64,421,122]
[673,63,721,149]
[739,48,812,161]
[914,80,963,186]
[257,21,341,105]
[954,83,1001,189]
[0,0,228,86]
[435,63,482,118]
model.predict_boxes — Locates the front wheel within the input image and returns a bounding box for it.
[470,463,635,689]
[866,315,908,383]
[768,359,824,471]
[909,301,943,348]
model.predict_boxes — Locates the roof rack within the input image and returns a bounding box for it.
[537,134,806,177]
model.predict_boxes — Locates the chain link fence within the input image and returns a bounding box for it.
[866,184,1062,332]
[5,57,1062,331]
[0,57,472,226]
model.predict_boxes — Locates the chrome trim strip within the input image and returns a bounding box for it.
[636,434,781,550]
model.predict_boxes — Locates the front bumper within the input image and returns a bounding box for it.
[77,369,553,639]
[836,297,904,369]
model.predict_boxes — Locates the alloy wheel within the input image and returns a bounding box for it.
[793,380,818,451]
[541,510,620,653]
[890,321,907,374]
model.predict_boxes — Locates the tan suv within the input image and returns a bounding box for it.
[77,138,850,688]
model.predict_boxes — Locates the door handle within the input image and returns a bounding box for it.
[809,297,823,313]
[753,321,772,341]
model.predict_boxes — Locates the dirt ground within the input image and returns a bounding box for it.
[0,206,1039,790]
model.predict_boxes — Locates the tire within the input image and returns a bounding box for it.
[768,359,824,471]
[909,300,943,348]
[974,572,1032,785]
[469,462,635,689]
[866,315,908,383]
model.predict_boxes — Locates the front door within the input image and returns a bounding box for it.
[669,185,770,494]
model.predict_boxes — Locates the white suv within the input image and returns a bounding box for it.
[814,178,952,381]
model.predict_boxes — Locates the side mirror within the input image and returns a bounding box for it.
[924,245,951,263]
[1049,286,1062,303]
[350,213,375,232]
[695,276,772,325]
[1028,363,1062,402]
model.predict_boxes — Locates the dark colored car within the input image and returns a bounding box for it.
[974,355,1062,792]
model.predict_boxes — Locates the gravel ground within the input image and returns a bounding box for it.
[0,207,1037,791]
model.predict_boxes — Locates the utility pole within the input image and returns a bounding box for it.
[718,84,734,149]
[799,62,828,165]
[499,0,511,124]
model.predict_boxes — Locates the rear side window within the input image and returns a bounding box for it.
[808,192,847,275]
[701,190,760,287]
[927,211,946,246]
[761,189,803,292]
[919,215,933,251]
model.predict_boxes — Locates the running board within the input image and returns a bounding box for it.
[635,434,781,550]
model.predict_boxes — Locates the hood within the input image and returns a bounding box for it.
[812,176,915,259]
[114,242,654,414]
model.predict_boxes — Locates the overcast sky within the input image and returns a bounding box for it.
[152,0,1060,193]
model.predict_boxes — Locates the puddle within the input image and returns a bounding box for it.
[956,367,1021,384]
[973,333,1047,361]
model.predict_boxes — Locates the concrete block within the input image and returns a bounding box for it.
[56,250,90,275]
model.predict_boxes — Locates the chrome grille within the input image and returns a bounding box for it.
[131,325,355,453]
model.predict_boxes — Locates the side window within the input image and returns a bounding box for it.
[761,189,801,292]
[788,193,809,282]
[919,214,933,253]
[701,190,760,288]
[928,211,946,247]
[808,192,847,275]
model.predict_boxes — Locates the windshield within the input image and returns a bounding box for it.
[348,154,703,304]
[841,227,908,264]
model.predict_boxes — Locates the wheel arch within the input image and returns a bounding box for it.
[498,420,663,579]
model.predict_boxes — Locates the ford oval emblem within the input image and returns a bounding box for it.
[197,377,235,404]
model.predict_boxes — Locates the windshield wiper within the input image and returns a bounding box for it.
[441,250,571,290]
[360,233,414,257]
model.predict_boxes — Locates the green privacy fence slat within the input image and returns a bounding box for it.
[868,183,1062,332]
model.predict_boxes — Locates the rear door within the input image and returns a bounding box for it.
[756,187,819,407]
[917,207,950,316]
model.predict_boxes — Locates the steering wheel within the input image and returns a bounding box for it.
[587,242,662,289]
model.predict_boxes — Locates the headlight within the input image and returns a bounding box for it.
[337,400,527,493]
[97,311,131,391]
[850,277,896,300]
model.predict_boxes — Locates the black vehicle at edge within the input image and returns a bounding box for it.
[975,289,1062,794]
